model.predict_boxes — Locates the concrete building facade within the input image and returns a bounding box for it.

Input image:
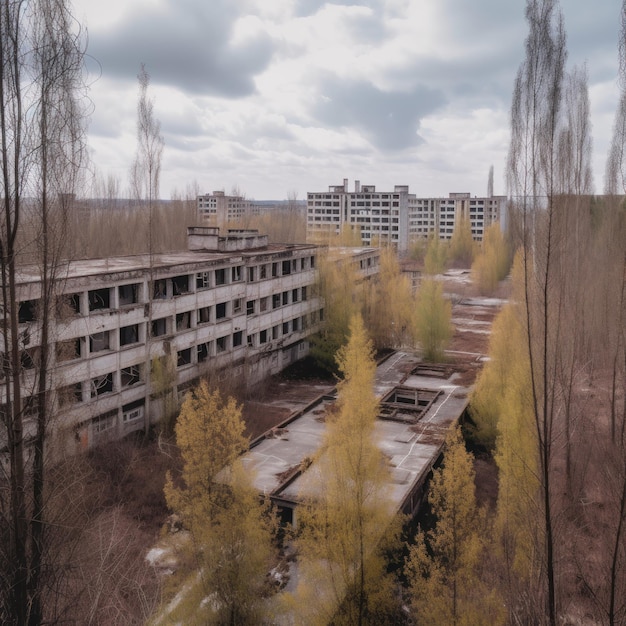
[307,179,505,252]
[5,228,322,456]
[197,191,253,224]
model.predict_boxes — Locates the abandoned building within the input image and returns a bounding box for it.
[4,228,329,456]
[307,179,505,251]
[242,351,469,524]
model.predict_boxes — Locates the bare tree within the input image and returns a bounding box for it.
[0,1,88,623]
[506,1,567,623]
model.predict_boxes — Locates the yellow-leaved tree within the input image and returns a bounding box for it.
[471,222,510,295]
[365,247,415,350]
[470,254,540,615]
[310,251,364,374]
[449,215,476,267]
[163,381,276,625]
[288,315,399,625]
[424,235,449,275]
[413,278,453,362]
[406,427,504,626]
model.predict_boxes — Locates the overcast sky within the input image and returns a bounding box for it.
[74,0,621,201]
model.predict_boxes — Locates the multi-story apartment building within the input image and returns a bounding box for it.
[307,180,505,252]
[197,191,252,224]
[5,228,321,456]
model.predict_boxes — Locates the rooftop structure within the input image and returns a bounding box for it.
[242,351,469,524]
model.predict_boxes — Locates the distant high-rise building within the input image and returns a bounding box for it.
[307,179,505,252]
[197,191,252,224]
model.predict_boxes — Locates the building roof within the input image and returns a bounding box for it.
[242,351,469,514]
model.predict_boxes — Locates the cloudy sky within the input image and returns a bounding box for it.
[73,0,621,201]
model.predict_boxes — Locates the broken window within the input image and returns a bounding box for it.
[272,294,281,309]
[259,329,268,344]
[272,325,279,340]
[233,298,242,314]
[302,286,307,301]
[259,297,268,312]
[282,291,289,306]
[233,331,243,347]
[197,342,211,362]
[282,321,289,335]
[215,268,227,285]
[216,336,228,353]
[196,271,210,290]
[292,317,300,332]
[18,299,39,322]
[247,266,255,282]
[272,262,279,277]
[282,260,291,275]
[89,331,110,353]
[172,275,189,296]
[120,324,140,346]
[91,373,114,398]
[176,312,191,331]
[247,334,255,348]
[152,279,167,299]
[197,306,211,324]
[121,365,141,387]
[177,348,192,367]
[151,317,168,337]
[292,288,298,303]
[118,283,140,306]
[259,264,267,279]
[231,266,242,282]
[88,288,110,311]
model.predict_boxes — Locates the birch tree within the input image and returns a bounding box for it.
[291,315,398,625]
[164,381,276,624]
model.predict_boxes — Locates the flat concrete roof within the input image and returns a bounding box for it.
[242,351,469,514]
[14,242,317,286]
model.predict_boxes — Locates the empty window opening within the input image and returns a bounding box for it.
[216,336,228,353]
[215,268,227,285]
[152,279,167,299]
[282,321,289,335]
[91,373,114,398]
[259,264,267,279]
[232,266,242,282]
[272,262,279,277]
[233,298,242,314]
[197,306,211,324]
[233,331,243,347]
[120,324,140,346]
[88,289,110,311]
[121,365,141,387]
[292,288,299,303]
[119,283,140,306]
[282,291,289,306]
[177,348,192,367]
[272,325,279,340]
[247,334,255,348]
[90,331,110,353]
[259,297,268,312]
[172,275,189,296]
[20,347,40,370]
[272,294,281,309]
[282,260,291,275]
[18,300,39,322]
[197,342,211,362]
[151,317,168,337]
[247,267,255,282]
[259,329,268,344]
[176,312,191,331]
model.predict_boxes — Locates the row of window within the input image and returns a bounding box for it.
[59,312,320,408]
[19,257,316,321]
